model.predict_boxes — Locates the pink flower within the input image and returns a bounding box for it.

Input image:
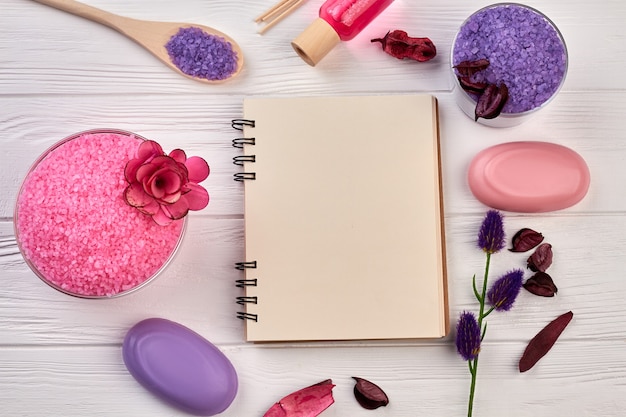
[123,140,209,226]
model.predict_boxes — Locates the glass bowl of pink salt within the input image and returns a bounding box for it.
[14,129,186,298]
[451,3,568,127]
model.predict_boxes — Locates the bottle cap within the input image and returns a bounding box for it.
[291,18,341,66]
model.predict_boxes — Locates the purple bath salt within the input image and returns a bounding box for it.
[453,4,567,113]
[165,26,238,81]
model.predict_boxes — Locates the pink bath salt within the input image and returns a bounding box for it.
[15,131,184,297]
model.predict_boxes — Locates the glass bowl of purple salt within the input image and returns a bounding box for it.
[14,129,187,299]
[451,3,568,127]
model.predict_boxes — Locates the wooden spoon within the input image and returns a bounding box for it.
[31,0,244,83]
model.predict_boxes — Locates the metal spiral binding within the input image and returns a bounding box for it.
[234,172,256,181]
[236,278,258,288]
[236,296,258,305]
[231,118,255,131]
[232,137,256,148]
[236,312,259,322]
[233,119,259,323]
[232,118,256,180]
[236,261,257,270]
[233,155,256,166]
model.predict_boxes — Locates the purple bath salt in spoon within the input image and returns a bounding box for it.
[30,0,243,82]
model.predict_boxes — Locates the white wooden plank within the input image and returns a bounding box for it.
[2,212,625,345]
[0,218,245,345]
[2,0,626,415]
[2,90,626,218]
[0,341,623,416]
[1,0,624,94]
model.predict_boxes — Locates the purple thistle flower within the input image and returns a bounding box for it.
[477,210,505,254]
[456,311,481,361]
[487,269,524,311]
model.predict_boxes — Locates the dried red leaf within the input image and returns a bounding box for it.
[352,377,389,410]
[454,59,490,77]
[262,379,335,417]
[519,311,573,372]
[523,272,558,297]
[475,83,509,121]
[527,243,553,272]
[509,228,545,252]
[371,30,436,62]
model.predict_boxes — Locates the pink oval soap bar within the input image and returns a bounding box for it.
[468,141,590,212]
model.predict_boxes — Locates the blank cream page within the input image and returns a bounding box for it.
[238,94,447,342]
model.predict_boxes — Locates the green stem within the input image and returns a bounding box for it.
[483,305,496,319]
[477,252,491,326]
[468,358,478,417]
[467,252,492,417]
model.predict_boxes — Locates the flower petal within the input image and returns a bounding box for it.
[151,155,179,170]
[475,83,509,121]
[186,156,210,182]
[523,272,558,297]
[148,168,183,199]
[352,377,389,410]
[163,198,190,220]
[169,149,187,164]
[161,170,183,194]
[161,191,182,204]
[152,207,174,226]
[124,158,143,183]
[527,243,553,272]
[137,140,163,161]
[137,163,162,186]
[262,380,335,417]
[124,183,155,208]
[138,200,160,216]
[184,183,209,211]
[509,228,544,252]
[519,311,573,372]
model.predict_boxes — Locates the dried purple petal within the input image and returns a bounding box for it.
[519,311,573,372]
[352,377,389,410]
[477,210,505,254]
[458,76,488,93]
[509,228,544,252]
[475,83,509,121]
[527,243,553,272]
[487,269,524,311]
[454,59,490,77]
[523,271,558,297]
[371,30,437,62]
[456,311,481,361]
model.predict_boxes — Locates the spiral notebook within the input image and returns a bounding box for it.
[232,94,448,342]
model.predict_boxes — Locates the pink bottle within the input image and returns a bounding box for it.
[292,0,395,66]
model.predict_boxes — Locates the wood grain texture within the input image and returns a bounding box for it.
[2,0,626,415]
[29,0,244,82]
[0,342,624,416]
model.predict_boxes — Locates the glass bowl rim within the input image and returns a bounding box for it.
[13,128,187,299]
[450,2,569,118]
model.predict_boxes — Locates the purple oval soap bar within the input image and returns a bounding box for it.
[468,141,590,212]
[123,318,238,416]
